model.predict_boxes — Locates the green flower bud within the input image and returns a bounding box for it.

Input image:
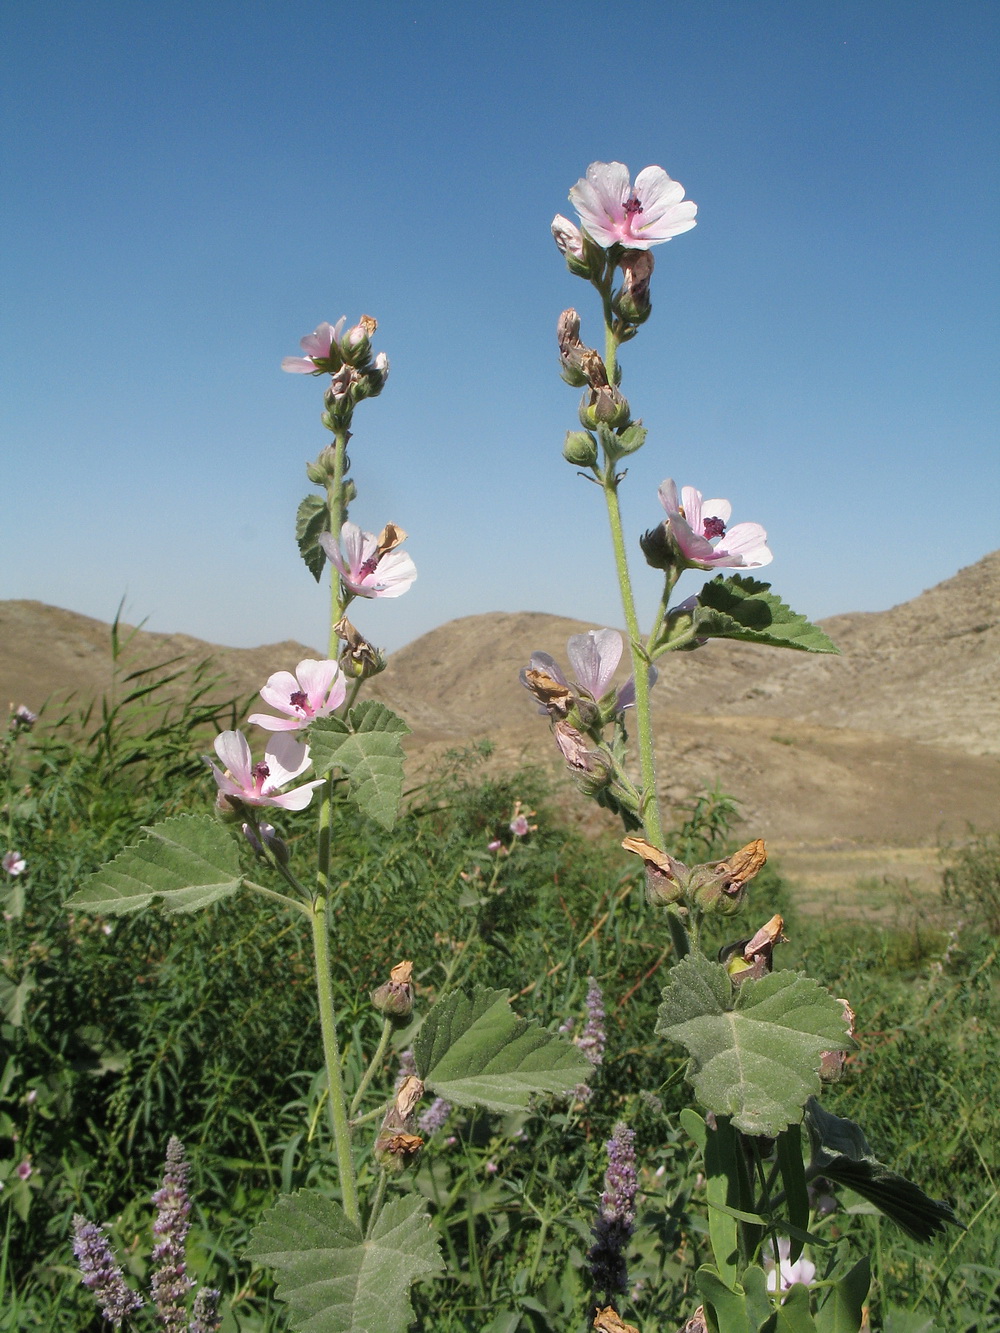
[563,430,599,468]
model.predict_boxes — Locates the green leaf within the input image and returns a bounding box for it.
[705,1116,742,1289]
[805,1099,960,1241]
[695,1266,752,1333]
[763,1283,817,1333]
[245,1190,444,1333]
[0,969,35,1027]
[310,702,410,830]
[815,1258,871,1333]
[694,575,838,654]
[412,987,592,1113]
[67,815,243,915]
[655,955,854,1137]
[297,495,330,582]
[776,1124,809,1262]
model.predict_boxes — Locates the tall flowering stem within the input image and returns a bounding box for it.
[311,891,361,1228]
[150,1136,193,1333]
[600,466,664,850]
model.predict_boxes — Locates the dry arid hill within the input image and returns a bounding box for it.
[2,552,998,897]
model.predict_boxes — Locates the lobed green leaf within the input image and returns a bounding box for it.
[693,575,838,654]
[413,986,592,1113]
[655,954,855,1137]
[310,702,411,830]
[67,814,243,915]
[245,1190,443,1333]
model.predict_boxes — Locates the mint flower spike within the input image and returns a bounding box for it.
[659,478,773,570]
[150,1135,193,1333]
[248,657,347,732]
[319,521,417,599]
[569,161,697,250]
[281,317,346,373]
[206,730,326,811]
[72,1215,143,1327]
[587,1121,638,1298]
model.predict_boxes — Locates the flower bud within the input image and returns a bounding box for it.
[621,836,686,907]
[339,314,377,367]
[640,524,672,570]
[563,430,599,468]
[689,840,767,916]
[214,790,244,823]
[371,959,414,1023]
[374,1130,424,1172]
[259,822,289,866]
[306,443,341,485]
[335,616,384,680]
[614,422,647,457]
[579,385,630,430]
[613,249,655,324]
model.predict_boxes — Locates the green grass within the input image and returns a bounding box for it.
[2,661,998,1330]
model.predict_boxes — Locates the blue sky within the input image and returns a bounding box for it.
[3,1,997,656]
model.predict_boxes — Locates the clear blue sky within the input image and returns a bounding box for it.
[3,1,997,655]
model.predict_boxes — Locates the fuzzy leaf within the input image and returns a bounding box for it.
[0,969,35,1027]
[805,1098,960,1241]
[413,987,592,1113]
[68,815,242,915]
[245,1190,443,1333]
[694,575,838,654]
[655,955,854,1137]
[763,1284,817,1333]
[309,702,410,830]
[297,494,330,582]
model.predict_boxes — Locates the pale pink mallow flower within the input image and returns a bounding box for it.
[319,522,416,599]
[551,214,585,259]
[764,1237,816,1293]
[3,851,25,876]
[248,659,346,732]
[281,318,346,373]
[569,162,697,250]
[659,479,773,570]
[206,731,325,811]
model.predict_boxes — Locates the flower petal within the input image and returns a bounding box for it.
[214,730,253,787]
[567,628,623,699]
[262,733,313,789]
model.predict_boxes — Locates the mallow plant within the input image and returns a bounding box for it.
[65,159,958,1333]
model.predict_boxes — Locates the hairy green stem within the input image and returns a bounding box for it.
[350,1018,394,1118]
[310,894,360,1228]
[364,1170,389,1240]
[602,474,663,848]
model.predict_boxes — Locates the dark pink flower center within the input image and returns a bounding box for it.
[703,516,727,540]
[623,195,644,218]
[252,761,270,792]
[358,554,380,579]
[289,690,308,712]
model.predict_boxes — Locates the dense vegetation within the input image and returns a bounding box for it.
[1,656,998,1331]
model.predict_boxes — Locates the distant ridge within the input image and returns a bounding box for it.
[2,552,997,853]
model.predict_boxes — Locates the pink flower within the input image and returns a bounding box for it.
[319,522,416,599]
[16,1159,32,1181]
[3,851,25,877]
[206,731,325,812]
[551,214,585,259]
[569,162,697,250]
[764,1237,816,1293]
[659,479,772,570]
[248,658,346,732]
[281,318,346,373]
[509,815,531,838]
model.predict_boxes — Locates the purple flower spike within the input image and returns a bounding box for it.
[587,1121,638,1297]
[150,1136,193,1333]
[601,1122,638,1229]
[72,1215,143,1327]
[577,976,607,1067]
[418,1097,453,1135]
[190,1286,223,1333]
